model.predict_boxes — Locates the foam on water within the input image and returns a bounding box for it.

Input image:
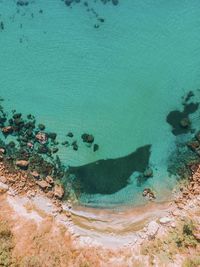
[0,0,200,207]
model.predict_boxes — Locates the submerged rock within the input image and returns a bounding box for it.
[81,133,94,143]
[93,144,99,152]
[67,132,73,138]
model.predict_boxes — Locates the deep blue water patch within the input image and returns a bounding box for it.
[68,145,151,194]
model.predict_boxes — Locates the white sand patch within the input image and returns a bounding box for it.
[7,196,43,224]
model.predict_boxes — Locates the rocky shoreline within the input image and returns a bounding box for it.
[0,155,200,266]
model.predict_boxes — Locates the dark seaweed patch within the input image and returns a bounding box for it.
[69,145,151,194]
[166,102,199,136]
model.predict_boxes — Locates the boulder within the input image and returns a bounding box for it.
[147,221,159,239]
[0,182,9,194]
[16,160,29,170]
[159,217,172,225]
[54,184,65,199]
[36,180,51,190]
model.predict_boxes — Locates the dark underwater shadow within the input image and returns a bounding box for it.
[68,145,151,195]
[166,102,199,136]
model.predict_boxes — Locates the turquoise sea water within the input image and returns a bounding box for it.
[0,0,200,207]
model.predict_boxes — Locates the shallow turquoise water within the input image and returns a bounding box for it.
[0,0,200,207]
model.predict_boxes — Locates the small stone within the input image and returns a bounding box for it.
[170,222,176,228]
[0,182,9,194]
[16,160,29,170]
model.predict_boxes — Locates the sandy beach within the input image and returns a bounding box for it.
[0,160,200,266]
